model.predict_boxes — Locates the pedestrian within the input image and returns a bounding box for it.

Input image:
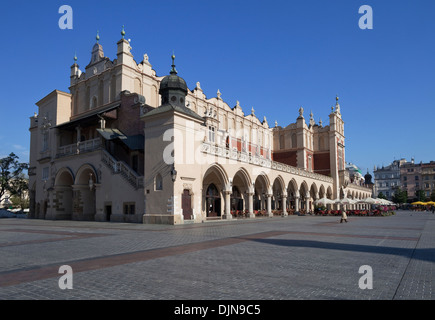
[340,210,348,223]
[432,206,434,214]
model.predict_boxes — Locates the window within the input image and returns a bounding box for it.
[208,126,215,143]
[42,131,49,151]
[155,173,163,191]
[123,203,135,215]
[279,135,284,149]
[291,133,297,148]
[403,176,407,181]
[42,167,49,181]
[415,176,419,181]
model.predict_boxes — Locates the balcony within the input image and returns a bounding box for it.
[57,138,102,158]
[201,141,333,183]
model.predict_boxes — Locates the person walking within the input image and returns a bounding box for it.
[340,209,348,223]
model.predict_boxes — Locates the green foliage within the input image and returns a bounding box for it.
[0,153,29,206]
[392,188,408,204]
[378,192,387,199]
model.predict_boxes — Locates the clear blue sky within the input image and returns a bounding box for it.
[0,0,434,175]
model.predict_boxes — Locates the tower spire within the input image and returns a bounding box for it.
[170,52,177,75]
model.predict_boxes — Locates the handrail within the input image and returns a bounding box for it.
[101,150,144,189]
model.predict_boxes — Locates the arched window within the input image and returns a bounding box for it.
[86,86,90,110]
[91,96,97,109]
[291,133,297,148]
[155,173,163,191]
[110,75,116,102]
[98,80,104,106]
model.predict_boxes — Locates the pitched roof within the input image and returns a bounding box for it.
[142,103,204,122]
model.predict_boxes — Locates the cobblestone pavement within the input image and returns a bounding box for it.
[0,210,434,300]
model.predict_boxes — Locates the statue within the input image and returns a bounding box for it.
[299,107,304,117]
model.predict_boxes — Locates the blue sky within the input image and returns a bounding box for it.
[0,0,434,175]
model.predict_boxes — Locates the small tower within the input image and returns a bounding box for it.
[89,31,105,65]
[159,54,188,108]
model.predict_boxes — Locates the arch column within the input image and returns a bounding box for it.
[294,190,300,213]
[281,187,287,216]
[223,189,232,220]
[266,193,273,217]
[305,193,310,214]
[247,189,255,218]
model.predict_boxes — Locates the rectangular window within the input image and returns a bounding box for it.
[42,131,49,151]
[42,167,49,181]
[208,126,215,143]
[123,202,135,215]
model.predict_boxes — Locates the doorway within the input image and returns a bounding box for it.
[182,189,193,220]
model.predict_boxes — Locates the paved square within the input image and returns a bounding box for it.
[0,210,434,300]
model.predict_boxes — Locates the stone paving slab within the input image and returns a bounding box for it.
[0,210,434,301]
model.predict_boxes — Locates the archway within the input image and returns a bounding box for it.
[54,168,74,220]
[74,165,97,221]
[272,176,285,212]
[299,181,309,213]
[287,179,299,212]
[232,169,252,217]
[253,173,270,215]
[202,164,228,219]
[205,183,221,218]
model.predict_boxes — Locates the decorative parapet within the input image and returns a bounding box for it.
[201,142,333,183]
[57,138,102,158]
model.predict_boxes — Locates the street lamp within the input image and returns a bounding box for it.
[171,165,177,182]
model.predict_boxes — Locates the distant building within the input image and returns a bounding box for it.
[400,160,435,200]
[373,159,408,200]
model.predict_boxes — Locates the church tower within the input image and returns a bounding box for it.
[329,96,346,199]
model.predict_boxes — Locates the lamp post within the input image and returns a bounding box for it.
[171,165,177,182]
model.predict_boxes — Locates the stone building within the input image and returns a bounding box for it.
[373,160,406,200]
[28,30,372,224]
[400,160,435,200]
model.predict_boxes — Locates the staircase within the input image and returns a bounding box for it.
[101,150,144,189]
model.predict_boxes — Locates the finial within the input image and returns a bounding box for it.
[251,107,255,115]
[96,30,100,43]
[336,94,339,102]
[217,89,221,99]
[74,51,77,64]
[170,52,177,74]
[121,25,125,39]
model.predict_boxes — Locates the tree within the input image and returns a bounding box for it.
[378,192,387,199]
[431,190,435,202]
[392,188,408,204]
[415,189,426,202]
[0,153,28,206]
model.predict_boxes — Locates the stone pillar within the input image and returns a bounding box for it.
[295,196,300,213]
[305,193,310,214]
[248,192,255,218]
[282,194,288,216]
[223,190,232,220]
[267,194,272,217]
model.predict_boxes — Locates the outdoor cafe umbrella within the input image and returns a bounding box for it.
[411,201,427,205]
[314,196,335,206]
[362,197,381,205]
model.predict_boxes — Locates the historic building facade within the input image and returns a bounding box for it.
[28,31,372,224]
